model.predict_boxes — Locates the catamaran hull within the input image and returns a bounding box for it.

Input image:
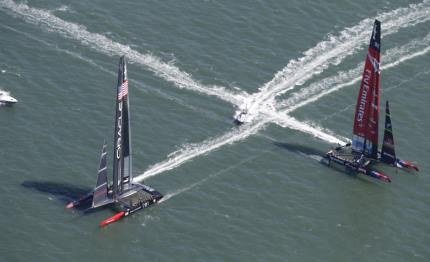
[99,191,163,227]
[393,158,419,172]
[99,211,125,227]
[66,192,93,209]
[324,152,391,183]
[99,201,160,227]
[66,186,162,207]
[67,184,163,227]
[118,193,162,215]
[99,195,161,227]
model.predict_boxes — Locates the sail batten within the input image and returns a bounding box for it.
[352,20,381,159]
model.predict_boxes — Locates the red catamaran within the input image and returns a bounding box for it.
[324,20,418,182]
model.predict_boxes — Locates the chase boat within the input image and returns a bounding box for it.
[0,91,17,105]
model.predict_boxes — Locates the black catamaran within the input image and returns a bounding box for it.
[324,20,418,183]
[66,56,163,227]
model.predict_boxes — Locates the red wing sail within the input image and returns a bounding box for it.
[352,20,381,159]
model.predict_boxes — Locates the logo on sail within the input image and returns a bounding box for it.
[116,102,123,159]
[356,69,371,127]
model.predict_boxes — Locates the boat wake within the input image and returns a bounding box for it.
[134,114,349,183]
[271,116,350,144]
[1,24,209,114]
[136,35,430,181]
[0,0,246,106]
[134,120,267,182]
[274,33,430,115]
[238,1,430,121]
[2,0,428,181]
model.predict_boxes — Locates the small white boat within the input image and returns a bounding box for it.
[0,91,18,105]
[233,109,251,124]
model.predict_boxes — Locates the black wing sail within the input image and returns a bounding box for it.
[112,56,131,198]
[121,57,132,185]
[92,141,111,208]
[380,101,396,165]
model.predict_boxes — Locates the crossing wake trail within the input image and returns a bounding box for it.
[136,39,430,181]
[2,0,428,183]
[135,117,347,183]
[275,32,430,113]
[0,0,246,106]
[134,120,267,182]
[241,1,430,119]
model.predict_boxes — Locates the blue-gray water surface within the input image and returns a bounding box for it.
[0,0,429,261]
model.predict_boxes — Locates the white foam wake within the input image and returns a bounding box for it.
[275,32,430,113]
[1,23,209,114]
[248,41,430,143]
[134,115,348,182]
[269,45,430,135]
[242,1,430,118]
[133,120,267,182]
[136,44,430,181]
[270,116,350,144]
[3,0,427,180]
[0,0,246,106]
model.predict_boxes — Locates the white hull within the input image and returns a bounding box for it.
[0,92,18,105]
[233,110,252,124]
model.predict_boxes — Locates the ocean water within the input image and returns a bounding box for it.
[0,0,429,261]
